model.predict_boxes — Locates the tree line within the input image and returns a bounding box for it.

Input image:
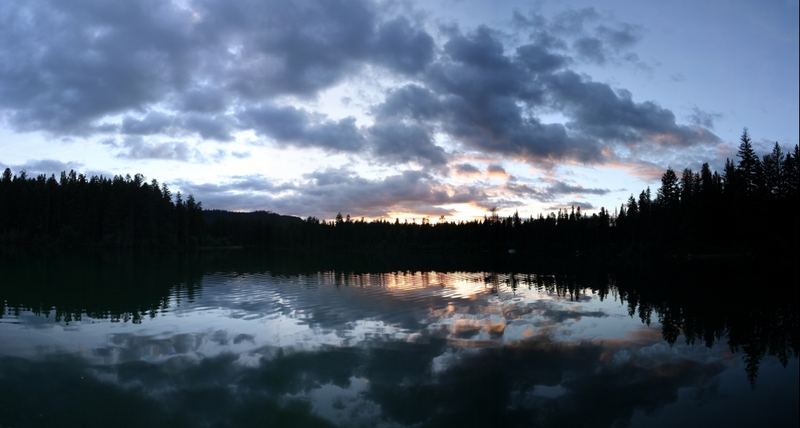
[1,129,798,261]
[229,128,799,262]
[0,170,204,249]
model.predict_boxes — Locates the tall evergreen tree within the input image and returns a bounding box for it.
[762,142,783,195]
[700,163,713,194]
[680,168,695,202]
[657,168,680,206]
[638,187,651,214]
[782,145,800,196]
[736,128,762,195]
[723,158,737,195]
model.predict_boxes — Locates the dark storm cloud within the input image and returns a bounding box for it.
[181,113,235,141]
[504,179,608,203]
[0,0,198,133]
[374,84,443,120]
[573,37,607,64]
[171,86,230,113]
[545,70,718,147]
[515,44,570,74]
[388,27,607,164]
[571,24,641,66]
[238,104,365,152]
[175,175,295,208]
[453,163,481,176]
[121,112,174,136]
[546,180,610,195]
[194,0,434,97]
[487,164,509,177]
[120,112,234,141]
[104,137,203,162]
[367,121,447,166]
[505,182,548,200]
[371,16,435,74]
[374,23,712,166]
[0,0,434,135]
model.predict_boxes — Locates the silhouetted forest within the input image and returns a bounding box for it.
[2,129,798,262]
[0,170,204,249]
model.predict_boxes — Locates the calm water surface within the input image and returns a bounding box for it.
[0,258,797,427]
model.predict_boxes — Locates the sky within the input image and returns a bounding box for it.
[1,0,797,221]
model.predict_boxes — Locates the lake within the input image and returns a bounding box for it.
[0,254,797,427]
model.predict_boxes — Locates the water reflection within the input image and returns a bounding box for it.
[0,256,797,427]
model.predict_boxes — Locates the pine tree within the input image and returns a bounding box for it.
[736,128,762,195]
[782,144,800,197]
[723,158,737,195]
[680,168,695,202]
[626,195,639,217]
[638,187,651,214]
[762,142,783,195]
[700,163,713,194]
[657,168,680,206]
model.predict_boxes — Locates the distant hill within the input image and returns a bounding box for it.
[203,209,304,226]
[201,209,305,248]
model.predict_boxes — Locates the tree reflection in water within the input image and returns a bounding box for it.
[0,253,797,427]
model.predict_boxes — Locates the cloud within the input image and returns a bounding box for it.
[104,137,204,162]
[119,111,234,141]
[505,181,551,201]
[573,37,607,64]
[0,2,723,216]
[515,43,569,73]
[178,169,491,218]
[453,163,481,176]
[374,84,443,120]
[547,201,595,211]
[0,1,716,166]
[370,16,435,74]
[688,107,723,129]
[282,169,490,217]
[0,0,435,135]
[0,0,199,133]
[504,178,609,203]
[170,85,230,113]
[120,112,175,135]
[238,104,365,152]
[0,159,84,176]
[370,22,714,168]
[595,23,641,51]
[545,180,610,195]
[514,7,643,66]
[199,0,434,98]
[487,164,510,178]
[414,28,606,164]
[571,24,641,65]
[548,7,601,35]
[545,70,718,147]
[367,121,447,166]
